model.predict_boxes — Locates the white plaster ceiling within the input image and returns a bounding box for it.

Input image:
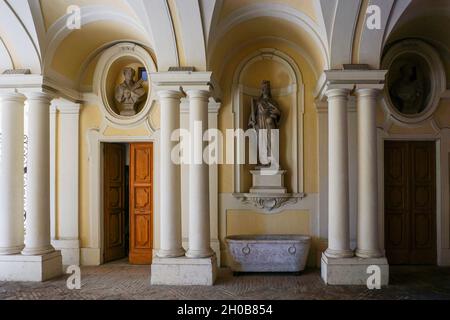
[1,0,448,94]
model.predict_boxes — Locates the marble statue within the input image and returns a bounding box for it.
[115,67,146,116]
[389,63,425,114]
[248,80,281,167]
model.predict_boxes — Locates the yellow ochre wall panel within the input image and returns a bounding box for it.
[218,39,319,194]
[226,210,310,236]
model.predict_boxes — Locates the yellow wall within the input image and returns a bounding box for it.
[226,210,310,236]
[218,0,318,24]
[224,210,320,267]
[76,102,158,248]
[218,39,319,194]
[78,104,102,247]
[40,0,138,30]
[376,98,450,134]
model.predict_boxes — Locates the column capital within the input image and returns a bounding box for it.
[55,99,81,114]
[0,92,26,103]
[157,89,183,100]
[355,87,382,98]
[25,91,54,104]
[325,88,351,100]
[186,89,210,101]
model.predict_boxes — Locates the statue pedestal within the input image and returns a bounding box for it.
[119,103,137,116]
[250,168,287,194]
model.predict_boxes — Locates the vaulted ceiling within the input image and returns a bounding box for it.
[0,0,448,93]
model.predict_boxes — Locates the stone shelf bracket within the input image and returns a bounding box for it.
[232,193,306,212]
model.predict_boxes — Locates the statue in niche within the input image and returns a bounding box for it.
[389,63,426,115]
[248,80,281,167]
[114,67,146,116]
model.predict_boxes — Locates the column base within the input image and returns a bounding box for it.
[355,248,383,259]
[150,254,217,286]
[0,245,24,255]
[321,253,389,285]
[185,248,215,259]
[52,239,80,266]
[0,251,63,281]
[156,248,185,258]
[21,245,55,256]
[324,248,354,258]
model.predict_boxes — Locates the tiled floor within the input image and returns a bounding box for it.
[1,260,449,300]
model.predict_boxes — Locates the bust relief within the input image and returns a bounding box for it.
[389,63,425,115]
[114,67,146,116]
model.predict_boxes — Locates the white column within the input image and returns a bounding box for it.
[0,93,25,255]
[55,102,81,265]
[325,88,354,258]
[356,88,382,258]
[185,90,214,258]
[157,90,185,258]
[22,92,54,256]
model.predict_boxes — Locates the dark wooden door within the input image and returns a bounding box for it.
[384,141,436,265]
[129,143,153,264]
[103,143,126,263]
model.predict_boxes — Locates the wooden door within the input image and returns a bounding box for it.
[103,143,126,263]
[384,141,436,265]
[129,143,153,264]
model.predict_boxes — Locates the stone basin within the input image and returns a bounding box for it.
[225,234,311,273]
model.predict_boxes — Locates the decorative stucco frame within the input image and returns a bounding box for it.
[231,48,305,195]
[93,42,157,129]
[381,39,446,125]
[81,128,160,266]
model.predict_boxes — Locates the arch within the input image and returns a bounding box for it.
[0,0,41,73]
[43,5,151,74]
[208,3,329,72]
[231,48,305,194]
[356,0,411,69]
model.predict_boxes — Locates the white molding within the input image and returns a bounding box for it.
[151,71,221,101]
[381,39,446,125]
[142,0,179,70]
[85,129,160,265]
[54,99,81,266]
[328,0,361,68]
[174,0,207,70]
[231,48,304,194]
[75,40,155,92]
[49,104,57,241]
[0,0,41,73]
[43,5,151,74]
[0,38,14,72]
[84,99,222,266]
[377,128,450,266]
[357,0,395,68]
[92,42,157,130]
[314,69,387,100]
[217,36,320,81]
[208,2,329,70]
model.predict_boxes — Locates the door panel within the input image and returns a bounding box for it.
[129,143,153,264]
[103,143,126,263]
[384,141,436,265]
[409,142,436,264]
[385,142,410,264]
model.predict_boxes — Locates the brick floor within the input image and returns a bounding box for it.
[1,260,449,300]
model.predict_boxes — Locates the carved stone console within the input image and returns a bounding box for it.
[233,192,306,212]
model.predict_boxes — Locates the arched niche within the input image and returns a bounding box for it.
[232,48,304,194]
[93,42,157,130]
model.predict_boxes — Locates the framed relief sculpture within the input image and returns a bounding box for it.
[382,40,445,124]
